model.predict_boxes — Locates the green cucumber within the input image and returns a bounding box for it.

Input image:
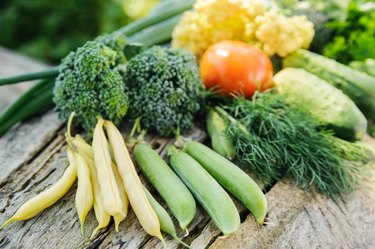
[283,49,375,120]
[142,187,190,248]
[168,147,240,235]
[207,109,235,160]
[134,143,196,229]
[273,68,367,141]
[184,141,267,224]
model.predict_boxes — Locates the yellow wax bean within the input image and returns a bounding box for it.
[72,137,111,239]
[0,149,77,229]
[74,151,94,234]
[92,118,124,217]
[111,162,129,231]
[74,135,94,159]
[104,121,163,242]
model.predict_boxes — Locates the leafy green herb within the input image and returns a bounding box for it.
[323,0,375,63]
[216,91,372,198]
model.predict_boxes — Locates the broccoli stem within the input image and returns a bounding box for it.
[0,67,59,86]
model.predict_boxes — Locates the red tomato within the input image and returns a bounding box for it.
[200,41,273,98]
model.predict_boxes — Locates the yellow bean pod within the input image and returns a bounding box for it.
[74,135,94,159]
[74,151,94,234]
[104,121,163,242]
[72,137,111,239]
[111,162,129,232]
[0,149,77,229]
[92,119,125,217]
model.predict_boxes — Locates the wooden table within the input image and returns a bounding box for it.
[1,47,375,249]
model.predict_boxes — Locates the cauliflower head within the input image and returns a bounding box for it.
[172,0,314,58]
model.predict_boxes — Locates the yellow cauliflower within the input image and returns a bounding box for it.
[172,0,266,58]
[172,0,314,58]
[254,11,315,57]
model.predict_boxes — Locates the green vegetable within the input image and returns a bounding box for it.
[206,109,235,160]
[323,0,375,64]
[168,147,240,235]
[283,49,375,120]
[134,143,196,229]
[142,187,190,248]
[350,59,375,77]
[273,68,367,141]
[53,33,129,132]
[216,92,372,198]
[124,46,204,137]
[0,0,194,136]
[184,141,267,224]
[0,81,54,136]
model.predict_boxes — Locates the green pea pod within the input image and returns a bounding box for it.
[134,143,196,229]
[143,186,190,248]
[184,141,267,224]
[168,147,240,235]
[207,109,235,160]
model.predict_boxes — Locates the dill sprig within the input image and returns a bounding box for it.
[217,91,372,198]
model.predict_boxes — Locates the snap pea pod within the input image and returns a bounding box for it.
[74,150,94,234]
[134,143,196,229]
[207,109,235,160]
[168,147,240,235]
[143,186,190,248]
[0,151,77,229]
[184,141,267,224]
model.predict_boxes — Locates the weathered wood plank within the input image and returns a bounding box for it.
[209,174,375,249]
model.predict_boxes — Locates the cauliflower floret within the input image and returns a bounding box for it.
[254,11,315,57]
[172,0,314,58]
[172,0,265,58]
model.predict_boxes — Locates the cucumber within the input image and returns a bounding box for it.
[168,148,240,235]
[134,143,196,229]
[273,68,367,141]
[283,49,375,120]
[207,109,235,160]
[184,141,267,224]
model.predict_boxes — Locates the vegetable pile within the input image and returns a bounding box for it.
[1,0,375,246]
[1,114,267,245]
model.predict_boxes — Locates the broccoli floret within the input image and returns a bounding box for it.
[124,46,204,137]
[53,34,129,131]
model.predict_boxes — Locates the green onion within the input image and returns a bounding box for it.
[0,67,59,86]
[0,82,54,136]
[128,14,183,46]
[0,79,53,126]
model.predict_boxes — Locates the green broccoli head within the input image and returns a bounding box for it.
[124,46,204,137]
[53,34,129,131]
